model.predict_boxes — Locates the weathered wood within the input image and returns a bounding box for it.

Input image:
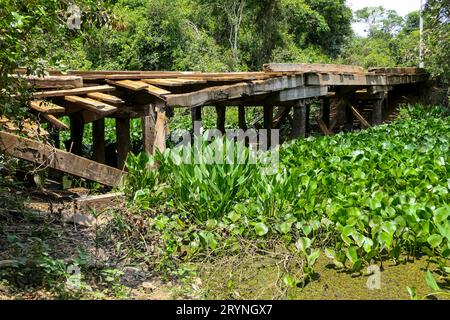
[112,80,149,91]
[81,110,105,124]
[368,67,427,75]
[165,76,305,107]
[40,114,69,131]
[291,102,307,139]
[116,118,131,169]
[273,86,328,102]
[264,63,365,74]
[372,99,384,125]
[273,106,292,129]
[142,78,207,87]
[142,105,156,154]
[216,106,226,133]
[69,114,84,155]
[32,85,115,98]
[0,131,125,187]
[317,118,332,136]
[86,92,125,105]
[351,106,371,128]
[238,106,247,131]
[14,75,83,89]
[306,73,427,87]
[154,108,167,154]
[93,118,106,164]
[64,96,117,115]
[29,100,66,114]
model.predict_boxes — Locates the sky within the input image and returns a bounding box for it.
[348,0,423,36]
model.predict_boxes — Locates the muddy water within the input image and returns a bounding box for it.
[198,254,449,300]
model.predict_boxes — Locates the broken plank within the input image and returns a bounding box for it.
[29,100,66,114]
[32,85,116,98]
[0,131,126,187]
[40,114,69,131]
[166,76,305,107]
[64,96,117,115]
[351,106,371,128]
[86,92,124,105]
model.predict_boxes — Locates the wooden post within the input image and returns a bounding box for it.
[153,103,167,154]
[322,97,330,127]
[216,106,226,134]
[69,113,84,155]
[50,128,60,149]
[305,103,311,134]
[372,99,383,125]
[116,118,131,170]
[191,106,202,134]
[92,118,105,164]
[238,106,247,131]
[291,101,307,139]
[142,104,156,154]
[263,105,273,148]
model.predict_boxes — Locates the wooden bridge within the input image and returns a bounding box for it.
[0,64,428,187]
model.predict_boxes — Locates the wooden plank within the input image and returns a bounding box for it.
[29,100,66,114]
[12,75,83,89]
[142,78,207,87]
[368,67,427,75]
[166,75,305,107]
[0,131,126,187]
[86,92,124,105]
[32,85,115,98]
[64,96,117,115]
[274,86,328,102]
[40,114,69,131]
[144,84,171,97]
[351,106,371,128]
[264,63,365,74]
[116,118,131,170]
[111,80,149,91]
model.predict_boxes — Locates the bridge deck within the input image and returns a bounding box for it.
[1,64,429,186]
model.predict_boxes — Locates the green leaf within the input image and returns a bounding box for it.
[425,271,440,292]
[254,222,269,236]
[346,246,358,264]
[307,250,320,266]
[434,206,450,223]
[278,222,292,234]
[427,234,443,249]
[295,237,312,253]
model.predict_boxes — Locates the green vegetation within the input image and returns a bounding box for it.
[119,105,450,293]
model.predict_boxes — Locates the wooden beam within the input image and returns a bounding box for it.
[216,106,226,133]
[273,106,292,129]
[69,114,84,155]
[29,100,66,114]
[238,106,247,131]
[13,75,83,89]
[64,96,117,115]
[40,113,69,131]
[86,92,125,105]
[142,105,156,154]
[32,85,115,98]
[154,105,167,154]
[372,99,384,125]
[191,106,202,133]
[116,118,131,170]
[93,118,106,164]
[0,131,126,187]
[291,102,307,139]
[165,75,305,107]
[264,63,365,74]
[142,78,207,87]
[351,106,371,128]
[306,73,427,87]
[317,118,332,136]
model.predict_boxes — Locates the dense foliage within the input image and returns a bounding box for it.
[124,106,450,283]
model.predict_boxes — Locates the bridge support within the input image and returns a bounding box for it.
[93,118,105,164]
[116,118,131,170]
[291,101,309,139]
[69,113,84,155]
